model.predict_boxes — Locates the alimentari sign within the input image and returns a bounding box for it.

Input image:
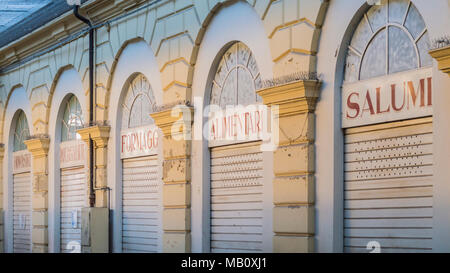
[342,68,432,128]
[121,124,159,159]
[208,104,268,147]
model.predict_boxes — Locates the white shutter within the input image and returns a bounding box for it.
[344,117,433,253]
[210,142,264,253]
[13,172,31,253]
[122,156,160,253]
[60,167,85,253]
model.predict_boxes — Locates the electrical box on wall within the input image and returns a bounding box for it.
[81,207,108,253]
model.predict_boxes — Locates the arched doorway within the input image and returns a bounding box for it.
[58,95,86,253]
[119,74,162,253]
[342,0,433,253]
[11,110,32,253]
[207,42,268,253]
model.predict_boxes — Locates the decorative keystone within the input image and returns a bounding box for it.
[429,45,450,76]
[257,80,321,116]
[150,106,194,137]
[77,125,111,148]
[24,138,50,158]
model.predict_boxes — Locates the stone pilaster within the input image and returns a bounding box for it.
[257,80,321,253]
[77,125,111,208]
[24,137,50,253]
[150,106,193,253]
[430,45,450,76]
[0,145,4,253]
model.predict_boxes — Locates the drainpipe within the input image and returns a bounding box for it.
[73,5,96,207]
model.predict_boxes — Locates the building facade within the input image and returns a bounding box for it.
[0,0,449,253]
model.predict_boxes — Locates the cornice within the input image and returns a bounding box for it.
[429,45,450,76]
[77,125,111,148]
[150,106,194,137]
[24,137,50,158]
[256,80,322,116]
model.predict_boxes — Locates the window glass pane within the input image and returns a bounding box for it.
[237,67,255,106]
[404,4,426,40]
[344,50,361,83]
[122,75,156,129]
[220,68,237,108]
[388,26,417,74]
[366,3,387,32]
[350,19,372,54]
[360,30,386,80]
[417,31,432,67]
[61,95,83,142]
[129,95,142,128]
[345,0,428,83]
[141,95,154,125]
[211,42,260,109]
[388,0,409,24]
[13,111,30,152]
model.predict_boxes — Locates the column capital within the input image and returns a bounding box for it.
[150,105,194,137]
[256,80,321,116]
[77,125,111,148]
[24,137,50,158]
[429,46,450,76]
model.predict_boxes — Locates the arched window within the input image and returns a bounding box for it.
[13,111,30,152]
[61,95,84,142]
[121,74,156,129]
[210,42,262,108]
[345,0,431,82]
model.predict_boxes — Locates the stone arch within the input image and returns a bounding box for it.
[2,85,33,142]
[105,38,162,122]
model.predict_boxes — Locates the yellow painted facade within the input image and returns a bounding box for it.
[1,0,449,253]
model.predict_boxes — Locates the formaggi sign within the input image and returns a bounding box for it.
[121,124,159,159]
[342,67,432,128]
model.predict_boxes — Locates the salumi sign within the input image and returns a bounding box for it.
[13,150,31,174]
[207,104,269,147]
[60,140,86,169]
[342,67,432,128]
[120,124,159,159]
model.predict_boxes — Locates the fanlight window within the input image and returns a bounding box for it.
[121,74,156,129]
[345,0,431,82]
[210,42,262,108]
[13,111,30,152]
[61,95,84,142]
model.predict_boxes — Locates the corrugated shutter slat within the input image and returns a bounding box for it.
[210,143,264,253]
[122,156,160,253]
[344,118,433,253]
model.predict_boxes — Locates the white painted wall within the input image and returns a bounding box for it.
[2,86,33,253]
[315,0,450,253]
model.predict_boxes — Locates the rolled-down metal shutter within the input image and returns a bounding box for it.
[60,167,85,253]
[122,156,160,253]
[210,142,264,253]
[344,117,433,253]
[13,172,32,253]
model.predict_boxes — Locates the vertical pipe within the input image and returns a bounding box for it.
[73,5,95,207]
